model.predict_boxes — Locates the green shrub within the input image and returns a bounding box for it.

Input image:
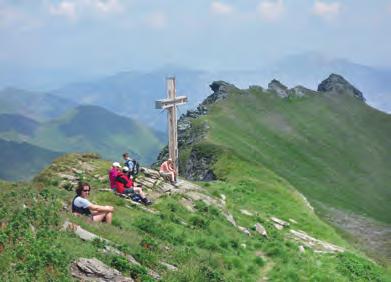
[200,265,225,282]
[62,182,74,191]
[92,238,107,249]
[189,215,209,229]
[111,255,130,272]
[254,256,265,266]
[336,252,385,281]
[140,237,158,251]
[194,200,209,212]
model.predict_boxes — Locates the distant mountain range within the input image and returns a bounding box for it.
[0,52,390,180]
[47,53,390,131]
[0,93,165,180]
[29,104,165,164]
[51,68,212,131]
[0,87,77,121]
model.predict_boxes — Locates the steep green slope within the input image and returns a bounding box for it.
[168,79,391,263]
[0,139,61,180]
[1,153,390,281]
[204,88,391,224]
[31,105,165,164]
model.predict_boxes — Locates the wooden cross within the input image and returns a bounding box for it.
[155,77,188,174]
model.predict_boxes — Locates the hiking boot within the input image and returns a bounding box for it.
[142,197,152,206]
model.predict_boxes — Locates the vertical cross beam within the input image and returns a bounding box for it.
[167,77,178,173]
[155,77,188,175]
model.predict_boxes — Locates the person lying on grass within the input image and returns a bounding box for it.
[115,166,152,205]
[72,182,114,224]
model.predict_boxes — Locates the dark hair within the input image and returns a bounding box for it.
[122,152,128,158]
[76,182,91,196]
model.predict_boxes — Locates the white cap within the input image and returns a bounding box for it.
[123,166,129,172]
[112,162,121,168]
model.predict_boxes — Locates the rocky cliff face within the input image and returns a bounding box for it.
[318,73,365,101]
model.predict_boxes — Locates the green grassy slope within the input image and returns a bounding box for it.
[1,153,390,281]
[202,89,391,224]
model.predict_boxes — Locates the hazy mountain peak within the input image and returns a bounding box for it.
[267,79,289,97]
[318,73,365,101]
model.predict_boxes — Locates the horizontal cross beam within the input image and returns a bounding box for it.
[155,96,188,109]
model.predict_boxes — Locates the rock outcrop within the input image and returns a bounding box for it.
[183,146,217,181]
[71,258,134,282]
[204,81,238,105]
[267,79,289,97]
[289,229,345,254]
[287,85,315,97]
[317,73,365,101]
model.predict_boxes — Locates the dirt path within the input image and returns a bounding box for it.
[256,251,275,282]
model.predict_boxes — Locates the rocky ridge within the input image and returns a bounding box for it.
[318,73,365,101]
[156,73,365,182]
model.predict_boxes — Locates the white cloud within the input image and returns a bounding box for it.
[257,0,285,22]
[93,0,123,14]
[49,1,77,20]
[210,2,234,15]
[312,1,341,20]
[48,0,123,21]
[145,11,167,29]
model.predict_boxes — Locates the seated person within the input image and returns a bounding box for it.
[108,162,121,190]
[116,167,151,205]
[72,182,114,224]
[159,158,177,185]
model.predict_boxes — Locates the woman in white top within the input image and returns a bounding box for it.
[72,182,114,224]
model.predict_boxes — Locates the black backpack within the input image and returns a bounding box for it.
[131,159,140,176]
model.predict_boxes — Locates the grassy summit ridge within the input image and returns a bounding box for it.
[1,153,390,281]
[180,84,391,224]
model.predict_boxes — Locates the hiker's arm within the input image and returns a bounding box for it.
[116,176,127,185]
[88,204,114,212]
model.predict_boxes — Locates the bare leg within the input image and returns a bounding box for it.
[133,187,145,198]
[105,212,112,224]
[170,172,175,182]
[92,211,111,223]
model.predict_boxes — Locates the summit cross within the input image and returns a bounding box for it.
[155,77,188,174]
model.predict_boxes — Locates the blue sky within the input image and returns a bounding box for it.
[0,0,390,88]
